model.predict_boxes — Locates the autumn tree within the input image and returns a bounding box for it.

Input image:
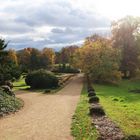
[111,16,140,78]
[41,48,55,69]
[29,48,41,70]
[59,45,79,64]
[6,49,18,65]
[74,35,121,83]
[17,48,31,72]
[18,47,55,71]
[55,52,61,64]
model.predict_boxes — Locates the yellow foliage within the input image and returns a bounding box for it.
[73,35,121,83]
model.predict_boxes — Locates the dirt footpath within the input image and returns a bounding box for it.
[0,74,83,140]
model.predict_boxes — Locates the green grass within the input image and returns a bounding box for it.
[13,77,30,91]
[94,80,140,137]
[71,85,98,140]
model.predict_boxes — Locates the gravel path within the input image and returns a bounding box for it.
[0,74,83,140]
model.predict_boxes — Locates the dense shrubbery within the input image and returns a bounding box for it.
[52,64,80,73]
[25,69,59,89]
[0,89,23,116]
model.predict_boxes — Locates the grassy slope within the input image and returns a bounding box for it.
[71,85,98,140]
[13,78,29,91]
[94,80,140,136]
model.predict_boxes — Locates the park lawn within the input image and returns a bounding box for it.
[94,80,140,137]
[13,77,30,91]
[71,85,98,140]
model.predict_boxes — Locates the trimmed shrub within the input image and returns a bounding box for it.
[89,96,99,103]
[87,83,95,92]
[88,91,96,97]
[25,69,59,89]
[89,104,105,116]
[88,87,95,92]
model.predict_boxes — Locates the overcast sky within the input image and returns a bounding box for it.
[0,0,140,50]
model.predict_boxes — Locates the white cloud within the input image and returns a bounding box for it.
[3,0,138,50]
[70,0,140,20]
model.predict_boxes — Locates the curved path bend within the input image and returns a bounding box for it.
[0,74,83,140]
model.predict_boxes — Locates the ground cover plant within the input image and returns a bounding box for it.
[0,89,23,117]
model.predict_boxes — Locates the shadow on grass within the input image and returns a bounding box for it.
[124,135,140,140]
[94,81,140,103]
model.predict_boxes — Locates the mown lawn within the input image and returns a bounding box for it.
[94,80,140,137]
[13,77,30,91]
[71,85,98,140]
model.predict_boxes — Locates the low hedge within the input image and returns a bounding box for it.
[25,69,59,89]
[89,96,99,103]
[52,64,80,73]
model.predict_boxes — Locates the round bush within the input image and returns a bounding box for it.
[89,104,105,116]
[89,96,99,103]
[87,87,95,92]
[88,91,96,97]
[25,69,59,89]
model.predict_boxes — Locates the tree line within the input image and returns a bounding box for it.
[73,16,140,83]
[1,16,140,84]
[0,40,79,84]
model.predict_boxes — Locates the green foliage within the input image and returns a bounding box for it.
[71,85,98,140]
[0,62,21,83]
[94,79,140,136]
[0,39,21,84]
[89,96,99,103]
[0,89,23,116]
[25,69,59,89]
[0,38,8,51]
[89,105,105,116]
